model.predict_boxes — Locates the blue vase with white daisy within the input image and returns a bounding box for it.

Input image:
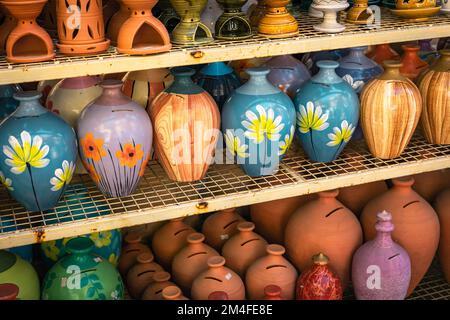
[294,60,359,163]
[0,91,77,212]
[222,67,296,177]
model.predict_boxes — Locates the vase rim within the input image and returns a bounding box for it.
[13,90,42,102]
[267,244,285,256]
[124,232,142,244]
[66,237,94,255]
[207,255,226,267]
[153,271,171,282]
[402,45,420,52]
[316,60,339,69]
[171,66,196,77]
[237,221,254,232]
[187,232,205,244]
[246,67,270,76]
[100,79,123,89]
[137,252,154,264]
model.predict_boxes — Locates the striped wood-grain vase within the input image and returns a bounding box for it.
[360,60,422,159]
[417,49,450,145]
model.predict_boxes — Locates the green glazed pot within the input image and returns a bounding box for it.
[0,250,40,300]
[42,238,124,300]
[215,0,252,40]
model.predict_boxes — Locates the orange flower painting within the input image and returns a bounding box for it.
[86,162,100,183]
[80,132,106,162]
[116,143,144,168]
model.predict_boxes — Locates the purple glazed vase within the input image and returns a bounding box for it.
[352,211,411,300]
[77,80,153,198]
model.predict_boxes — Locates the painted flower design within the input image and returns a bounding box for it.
[242,105,284,144]
[80,132,106,162]
[50,160,75,191]
[297,102,329,134]
[108,253,118,265]
[83,161,100,184]
[0,171,13,191]
[3,131,50,174]
[279,125,295,156]
[111,290,120,300]
[224,130,249,158]
[42,241,60,261]
[342,74,365,92]
[327,120,356,147]
[116,142,144,168]
[90,231,112,247]
[139,153,150,177]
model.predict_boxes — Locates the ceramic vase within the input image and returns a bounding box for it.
[311,0,349,33]
[367,44,400,65]
[0,91,77,212]
[202,208,245,251]
[293,60,359,163]
[42,238,124,300]
[0,283,19,300]
[142,271,176,300]
[118,232,152,276]
[258,0,298,38]
[264,284,283,300]
[0,84,20,120]
[215,0,252,40]
[337,180,388,216]
[0,250,40,300]
[264,55,311,99]
[77,80,153,197]
[172,233,219,294]
[229,57,270,81]
[56,0,110,55]
[360,177,440,296]
[296,253,343,300]
[417,49,450,145]
[150,67,220,182]
[122,68,174,112]
[435,188,450,283]
[221,222,268,277]
[308,49,348,74]
[0,0,55,63]
[399,45,429,81]
[222,67,296,177]
[116,0,171,54]
[352,211,411,300]
[346,0,374,24]
[246,244,297,299]
[360,60,422,159]
[126,252,164,299]
[162,285,189,300]
[191,256,246,300]
[412,169,450,202]
[285,190,363,287]
[194,62,242,112]
[151,218,195,270]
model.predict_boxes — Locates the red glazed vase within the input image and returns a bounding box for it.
[202,208,245,251]
[338,180,388,216]
[264,284,283,300]
[412,169,450,203]
[0,283,19,300]
[151,218,195,270]
[360,177,440,296]
[296,253,343,300]
[126,252,164,299]
[162,285,189,300]
[142,271,175,300]
[400,45,428,82]
[285,190,363,288]
[221,222,268,277]
[246,244,298,300]
[172,233,219,294]
[434,188,450,284]
[118,232,152,276]
[367,43,399,65]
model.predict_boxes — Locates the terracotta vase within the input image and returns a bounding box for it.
[412,169,450,203]
[367,43,400,65]
[360,60,422,159]
[1,0,55,63]
[172,233,219,294]
[285,190,363,288]
[162,285,188,300]
[0,7,16,55]
[118,232,152,276]
[191,256,246,300]
[258,0,298,38]
[221,222,268,277]
[208,291,229,300]
[202,208,245,251]
[360,177,440,295]
[264,284,282,300]
[250,195,312,244]
[106,0,129,45]
[0,283,19,300]
[352,211,411,300]
[142,271,176,300]
[337,180,388,216]
[151,218,195,270]
[150,67,220,182]
[246,244,298,300]
[56,0,110,55]
[296,253,343,300]
[435,188,450,283]
[116,0,171,54]
[215,0,252,40]
[417,49,450,145]
[126,252,164,299]
[399,45,429,81]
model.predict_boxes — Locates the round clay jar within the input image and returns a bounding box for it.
[142,271,175,300]
[202,208,245,250]
[118,232,152,276]
[126,252,164,299]
[162,286,188,300]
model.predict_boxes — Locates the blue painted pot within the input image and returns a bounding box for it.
[310,49,350,74]
[294,61,360,163]
[194,62,241,111]
[222,67,296,177]
[0,84,21,120]
[0,91,78,212]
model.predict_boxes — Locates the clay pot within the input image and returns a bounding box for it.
[258,0,298,38]
[296,253,343,300]
[360,177,440,295]
[162,285,188,300]
[1,0,55,63]
[56,0,110,55]
[367,43,400,65]
[399,45,428,81]
[123,221,165,243]
[412,169,450,203]
[202,208,245,251]
[250,194,312,244]
[172,233,219,294]
[191,256,246,300]
[151,218,195,270]
[337,180,388,216]
[142,271,175,300]
[0,283,19,300]
[106,0,129,45]
[264,284,282,300]
[118,232,152,276]
[360,60,422,159]
[435,188,450,283]
[208,291,229,300]
[221,222,268,277]
[417,49,450,145]
[246,244,298,300]
[126,252,164,299]
[285,190,363,288]
[103,0,120,28]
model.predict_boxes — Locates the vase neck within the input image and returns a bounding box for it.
[237,67,279,95]
[12,92,47,117]
[96,80,130,106]
[378,61,405,80]
[374,211,395,248]
[167,67,203,94]
[312,61,342,84]
[432,50,450,71]
[348,47,366,60]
